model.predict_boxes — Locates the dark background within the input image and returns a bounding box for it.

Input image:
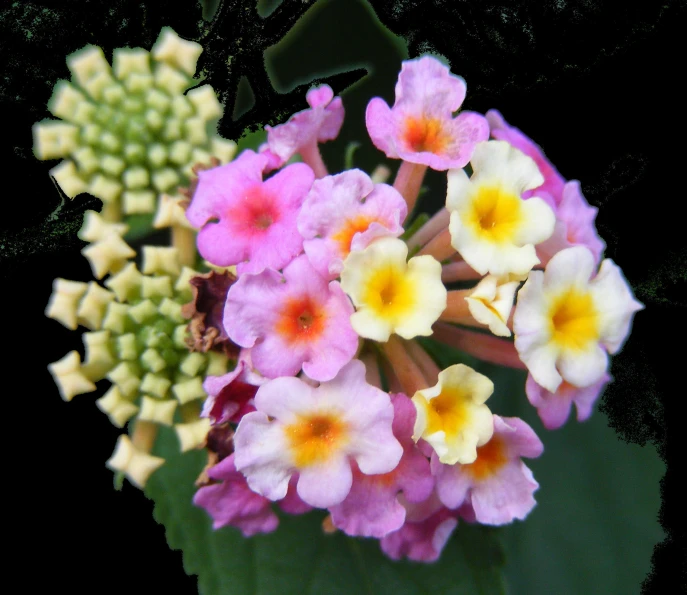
[1,0,684,592]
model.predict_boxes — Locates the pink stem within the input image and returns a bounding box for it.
[381,335,429,395]
[299,143,328,179]
[417,228,456,262]
[431,322,526,370]
[406,208,450,251]
[393,161,428,221]
[441,260,483,283]
[439,289,472,322]
[405,340,441,387]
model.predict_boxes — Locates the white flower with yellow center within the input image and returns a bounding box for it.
[412,363,494,465]
[446,140,555,277]
[340,237,447,342]
[513,246,644,393]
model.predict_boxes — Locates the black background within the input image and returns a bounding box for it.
[1,0,684,592]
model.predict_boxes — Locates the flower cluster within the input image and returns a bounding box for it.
[33,28,235,222]
[46,223,233,487]
[189,55,643,561]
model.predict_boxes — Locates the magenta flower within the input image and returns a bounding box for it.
[486,109,566,203]
[434,415,544,525]
[328,393,434,538]
[233,360,403,508]
[298,169,407,279]
[263,85,344,170]
[365,56,488,170]
[380,492,459,562]
[536,180,606,266]
[525,372,612,430]
[193,454,279,536]
[201,351,266,425]
[224,254,358,381]
[185,150,314,274]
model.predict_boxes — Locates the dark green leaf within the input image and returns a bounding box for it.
[421,338,664,595]
[147,427,507,595]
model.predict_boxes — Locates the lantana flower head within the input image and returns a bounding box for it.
[297,169,407,279]
[340,237,446,342]
[233,359,403,508]
[223,254,358,381]
[433,415,543,525]
[366,56,489,170]
[262,84,344,171]
[446,140,556,277]
[513,246,644,393]
[185,150,314,274]
[412,363,494,465]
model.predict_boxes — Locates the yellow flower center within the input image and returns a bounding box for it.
[362,265,416,322]
[467,185,523,243]
[285,413,349,467]
[424,388,470,440]
[549,289,599,351]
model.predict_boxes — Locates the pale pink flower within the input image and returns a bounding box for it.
[223,254,358,381]
[366,56,488,170]
[298,169,407,279]
[525,372,611,430]
[433,416,543,525]
[233,360,403,508]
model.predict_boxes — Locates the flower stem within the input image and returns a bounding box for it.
[172,225,197,268]
[441,260,482,283]
[101,200,121,223]
[299,143,328,179]
[380,335,429,395]
[431,322,526,370]
[404,340,440,387]
[393,161,427,221]
[439,289,473,322]
[417,228,456,262]
[131,419,159,453]
[406,208,450,250]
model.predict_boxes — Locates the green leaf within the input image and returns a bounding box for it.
[146,427,506,595]
[420,337,664,595]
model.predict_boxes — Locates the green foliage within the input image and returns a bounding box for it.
[147,427,506,595]
[421,337,664,595]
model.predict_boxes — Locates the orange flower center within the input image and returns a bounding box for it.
[274,296,326,344]
[463,436,508,480]
[403,115,448,154]
[331,215,376,255]
[285,413,348,467]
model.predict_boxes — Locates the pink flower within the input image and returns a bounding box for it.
[379,492,459,562]
[297,169,407,279]
[233,360,403,508]
[223,254,358,381]
[263,85,344,168]
[525,372,611,430]
[434,415,543,525]
[193,454,279,536]
[366,56,488,170]
[185,150,314,274]
[486,109,566,203]
[328,393,434,538]
[201,351,266,425]
[535,180,606,266]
